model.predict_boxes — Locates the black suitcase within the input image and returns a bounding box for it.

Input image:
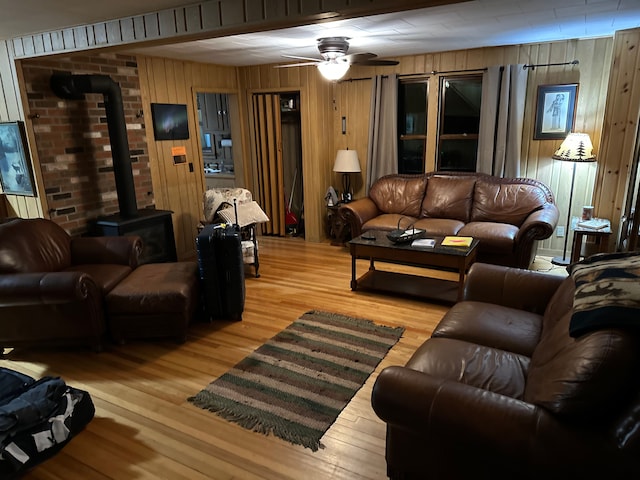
[196,221,245,321]
[0,367,95,479]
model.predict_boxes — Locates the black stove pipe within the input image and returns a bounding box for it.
[50,73,138,218]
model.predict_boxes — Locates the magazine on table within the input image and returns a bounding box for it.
[576,218,610,230]
[441,236,474,247]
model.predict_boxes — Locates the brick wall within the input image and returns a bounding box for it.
[22,53,153,236]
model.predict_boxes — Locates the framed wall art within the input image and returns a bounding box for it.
[534,84,578,140]
[0,121,36,196]
[150,103,189,141]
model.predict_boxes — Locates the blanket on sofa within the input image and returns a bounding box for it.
[569,251,640,337]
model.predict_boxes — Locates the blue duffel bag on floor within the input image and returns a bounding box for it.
[0,367,95,478]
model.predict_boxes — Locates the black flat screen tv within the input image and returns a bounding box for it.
[150,103,189,141]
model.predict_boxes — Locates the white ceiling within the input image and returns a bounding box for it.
[129,0,640,66]
[3,1,640,66]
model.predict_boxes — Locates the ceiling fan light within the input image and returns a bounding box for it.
[317,61,349,81]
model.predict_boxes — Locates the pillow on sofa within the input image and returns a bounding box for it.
[369,175,427,217]
[568,251,640,337]
[471,180,548,226]
[421,176,475,222]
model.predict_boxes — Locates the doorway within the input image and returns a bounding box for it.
[196,91,244,190]
[251,91,303,237]
[619,122,640,252]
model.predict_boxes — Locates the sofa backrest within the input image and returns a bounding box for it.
[421,175,476,222]
[524,276,640,423]
[470,177,552,226]
[369,174,427,217]
[0,218,72,273]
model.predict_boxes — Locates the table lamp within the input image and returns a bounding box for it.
[550,132,596,266]
[333,149,361,203]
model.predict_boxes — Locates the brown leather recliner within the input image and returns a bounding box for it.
[372,262,640,479]
[0,218,142,352]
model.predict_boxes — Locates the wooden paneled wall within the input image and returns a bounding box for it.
[332,37,614,256]
[593,28,640,248]
[0,40,43,219]
[137,56,239,259]
[141,36,615,252]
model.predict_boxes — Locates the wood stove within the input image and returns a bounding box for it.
[91,209,177,264]
[51,73,178,263]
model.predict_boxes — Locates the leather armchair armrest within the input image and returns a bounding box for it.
[515,204,559,244]
[372,366,539,451]
[0,272,99,306]
[338,198,380,237]
[70,235,143,268]
[372,366,612,474]
[463,263,565,314]
[512,204,560,268]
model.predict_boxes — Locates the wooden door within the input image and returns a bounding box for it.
[252,93,286,236]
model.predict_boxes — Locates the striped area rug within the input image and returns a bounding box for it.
[188,310,404,451]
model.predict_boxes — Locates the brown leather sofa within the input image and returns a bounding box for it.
[0,218,142,351]
[371,262,640,479]
[339,172,559,268]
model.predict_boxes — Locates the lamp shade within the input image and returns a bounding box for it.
[552,133,596,162]
[333,149,361,173]
[317,59,350,81]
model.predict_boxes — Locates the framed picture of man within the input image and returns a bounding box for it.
[0,121,36,196]
[534,84,578,140]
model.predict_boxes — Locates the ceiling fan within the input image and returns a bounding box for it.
[276,37,399,80]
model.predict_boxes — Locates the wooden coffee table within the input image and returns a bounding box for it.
[349,230,479,304]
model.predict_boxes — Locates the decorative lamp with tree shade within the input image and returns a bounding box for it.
[550,132,597,266]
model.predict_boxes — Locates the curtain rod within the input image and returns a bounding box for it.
[340,69,486,83]
[523,60,579,70]
[340,61,577,82]
[429,67,487,75]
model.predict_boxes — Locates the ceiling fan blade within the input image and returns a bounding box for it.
[274,62,321,68]
[282,54,322,63]
[343,53,377,63]
[355,59,400,66]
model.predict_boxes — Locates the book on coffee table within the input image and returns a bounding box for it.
[441,236,473,247]
[412,238,436,248]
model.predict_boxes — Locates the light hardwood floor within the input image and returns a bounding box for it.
[1,237,451,480]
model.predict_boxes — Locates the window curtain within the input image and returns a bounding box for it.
[477,64,528,177]
[366,74,398,193]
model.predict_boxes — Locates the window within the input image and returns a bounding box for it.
[437,75,482,172]
[397,78,428,174]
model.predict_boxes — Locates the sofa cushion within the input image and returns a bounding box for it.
[369,175,427,217]
[413,218,465,236]
[470,180,548,226]
[0,218,71,273]
[433,301,543,357]
[362,214,418,232]
[458,222,518,253]
[421,176,476,222]
[524,278,639,419]
[406,337,529,399]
